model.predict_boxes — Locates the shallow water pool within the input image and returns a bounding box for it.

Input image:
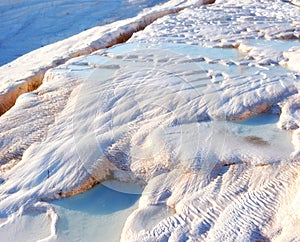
[52,183,140,242]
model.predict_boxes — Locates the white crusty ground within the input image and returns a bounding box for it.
[0,0,214,115]
[129,0,300,68]
[0,0,300,241]
[123,0,300,241]
[0,0,172,66]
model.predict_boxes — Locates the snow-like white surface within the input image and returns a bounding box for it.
[0,210,52,242]
[0,0,169,66]
[283,46,300,72]
[129,0,300,63]
[121,162,300,241]
[0,0,300,241]
[0,0,213,115]
[121,1,300,240]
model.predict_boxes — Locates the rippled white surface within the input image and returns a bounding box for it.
[0,0,300,241]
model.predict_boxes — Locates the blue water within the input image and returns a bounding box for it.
[233,112,280,126]
[51,183,140,242]
[0,0,168,66]
[52,183,140,215]
[227,113,293,158]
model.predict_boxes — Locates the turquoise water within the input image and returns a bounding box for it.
[227,113,293,159]
[52,183,140,242]
[0,182,141,242]
[245,39,300,52]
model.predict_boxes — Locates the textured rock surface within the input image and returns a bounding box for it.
[0,0,300,241]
